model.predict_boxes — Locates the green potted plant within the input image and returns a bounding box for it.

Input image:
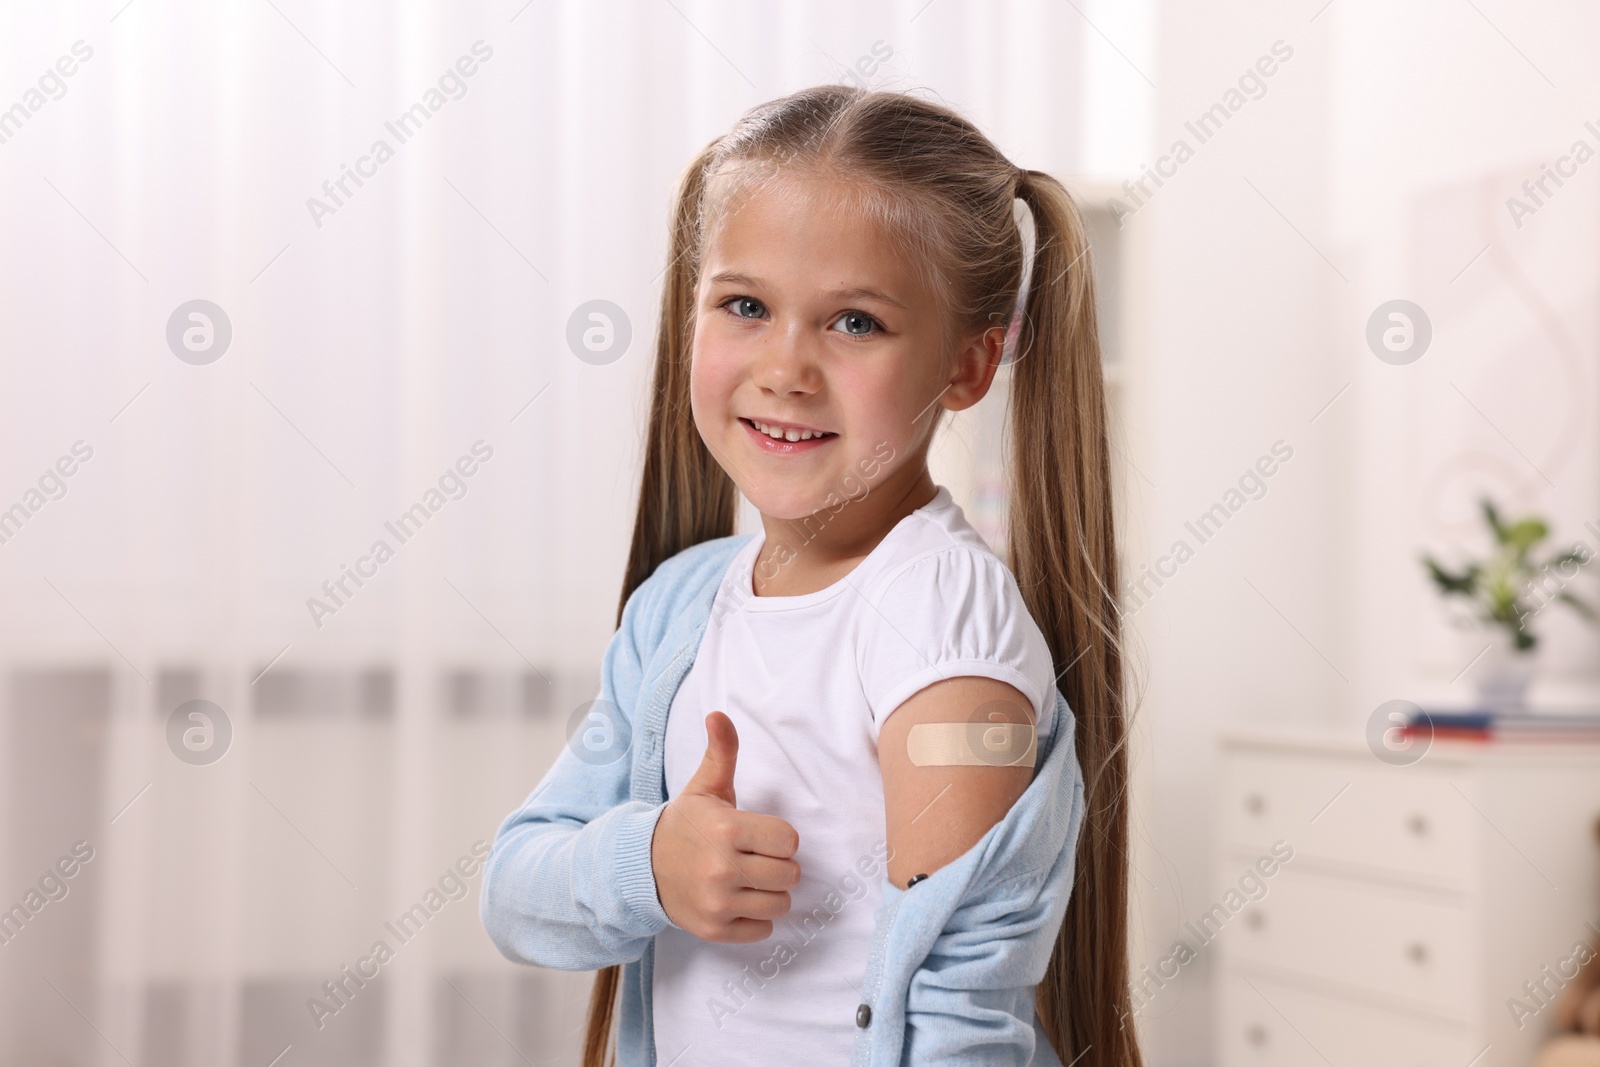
[1421,498,1595,713]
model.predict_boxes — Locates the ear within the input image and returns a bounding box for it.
[939,322,1008,414]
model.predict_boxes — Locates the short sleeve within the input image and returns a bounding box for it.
[855,547,1058,738]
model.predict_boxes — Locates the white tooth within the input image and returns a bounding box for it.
[750,418,829,441]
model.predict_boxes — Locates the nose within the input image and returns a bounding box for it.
[751,318,822,397]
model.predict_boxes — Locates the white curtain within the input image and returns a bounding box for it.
[0,2,1122,1064]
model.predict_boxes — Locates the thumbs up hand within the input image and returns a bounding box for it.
[651,711,802,943]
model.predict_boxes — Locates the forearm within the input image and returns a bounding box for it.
[480,790,674,970]
[479,566,668,968]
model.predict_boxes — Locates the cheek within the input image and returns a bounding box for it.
[688,329,755,438]
[689,328,740,414]
[838,359,930,444]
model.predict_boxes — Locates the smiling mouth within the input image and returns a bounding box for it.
[739,417,838,443]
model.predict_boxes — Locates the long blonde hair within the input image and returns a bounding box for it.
[588,85,1138,1067]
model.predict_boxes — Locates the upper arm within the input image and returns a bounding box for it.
[877,675,1037,890]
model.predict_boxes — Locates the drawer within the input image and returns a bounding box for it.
[1215,868,1475,1018]
[1219,974,1481,1067]
[1222,750,1475,888]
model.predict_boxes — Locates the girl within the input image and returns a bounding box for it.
[482,86,1137,1067]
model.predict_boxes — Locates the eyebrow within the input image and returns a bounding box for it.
[707,270,908,310]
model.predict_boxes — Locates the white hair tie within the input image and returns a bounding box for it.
[1001,195,1036,367]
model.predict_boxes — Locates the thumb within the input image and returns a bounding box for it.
[682,710,739,807]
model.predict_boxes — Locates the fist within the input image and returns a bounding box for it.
[651,711,802,943]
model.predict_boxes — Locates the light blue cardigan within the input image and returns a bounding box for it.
[480,534,1084,1066]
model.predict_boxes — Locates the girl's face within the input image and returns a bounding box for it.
[690,174,1000,521]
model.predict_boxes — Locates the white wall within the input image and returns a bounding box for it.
[1126,1,1600,1062]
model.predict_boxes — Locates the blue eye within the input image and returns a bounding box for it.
[832,311,879,336]
[722,296,765,319]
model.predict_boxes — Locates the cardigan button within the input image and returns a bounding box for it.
[856,1002,872,1028]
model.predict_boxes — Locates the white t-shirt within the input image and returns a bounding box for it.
[650,485,1059,1065]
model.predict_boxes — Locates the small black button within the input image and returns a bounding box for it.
[907,873,929,887]
[856,1003,872,1028]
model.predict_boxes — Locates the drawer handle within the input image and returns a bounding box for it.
[1246,1024,1268,1046]
[1406,941,1429,965]
[1244,793,1266,816]
[1406,814,1429,837]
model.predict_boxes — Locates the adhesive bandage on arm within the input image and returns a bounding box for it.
[905,721,1037,768]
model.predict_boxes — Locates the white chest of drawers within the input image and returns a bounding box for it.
[1214,726,1600,1067]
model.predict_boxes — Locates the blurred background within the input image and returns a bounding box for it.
[3,1,1600,1065]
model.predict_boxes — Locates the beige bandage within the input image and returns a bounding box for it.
[906,721,1037,768]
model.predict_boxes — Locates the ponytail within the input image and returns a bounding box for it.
[616,137,739,622]
[582,137,739,1067]
[1011,168,1139,1067]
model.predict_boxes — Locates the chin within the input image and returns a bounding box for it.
[740,482,837,522]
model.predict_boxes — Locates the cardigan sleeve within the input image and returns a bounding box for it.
[859,693,1085,1066]
[479,573,676,971]
[898,857,1075,1064]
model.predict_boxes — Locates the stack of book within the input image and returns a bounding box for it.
[1401,710,1600,743]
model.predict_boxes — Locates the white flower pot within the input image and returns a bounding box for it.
[1471,628,1540,715]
